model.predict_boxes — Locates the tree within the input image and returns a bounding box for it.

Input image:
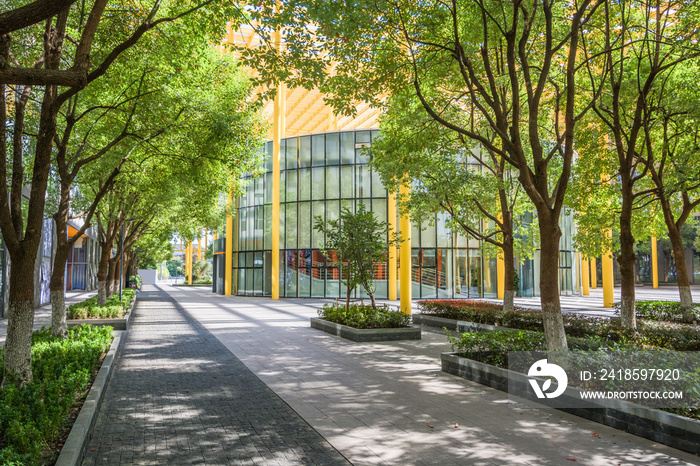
[370,90,538,311]
[314,203,400,310]
[580,0,700,327]
[1,0,249,384]
[241,0,603,350]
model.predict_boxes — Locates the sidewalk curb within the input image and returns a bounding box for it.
[55,309,131,465]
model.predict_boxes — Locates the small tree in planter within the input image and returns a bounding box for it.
[314,203,401,310]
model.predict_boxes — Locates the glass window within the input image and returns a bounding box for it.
[286,170,297,202]
[371,169,385,197]
[341,166,354,199]
[421,221,436,247]
[356,165,370,198]
[265,172,272,204]
[299,136,311,167]
[357,148,370,165]
[326,133,339,165]
[312,167,325,200]
[341,132,354,164]
[285,250,298,296]
[279,171,286,203]
[356,131,371,143]
[372,198,387,225]
[312,134,325,166]
[286,204,298,249]
[238,269,246,294]
[326,166,339,199]
[312,201,325,249]
[254,269,263,296]
[279,204,285,250]
[298,168,311,201]
[437,213,451,247]
[298,249,311,297]
[371,130,380,141]
[264,205,271,250]
[298,202,311,249]
[326,200,340,223]
[285,137,298,169]
[265,141,273,171]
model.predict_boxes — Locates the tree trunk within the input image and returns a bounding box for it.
[502,208,516,312]
[107,257,118,298]
[617,176,637,329]
[538,215,568,351]
[49,245,70,338]
[667,225,694,320]
[2,253,36,386]
[96,242,111,305]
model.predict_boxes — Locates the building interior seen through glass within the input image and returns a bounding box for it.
[233,130,578,299]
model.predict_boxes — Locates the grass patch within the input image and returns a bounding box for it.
[0,325,114,464]
[318,303,411,329]
[67,289,135,320]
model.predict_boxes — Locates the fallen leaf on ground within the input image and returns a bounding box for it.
[566,458,577,461]
[454,423,459,428]
[427,424,434,429]
[592,433,599,437]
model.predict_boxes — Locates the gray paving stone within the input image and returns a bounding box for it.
[82,288,350,465]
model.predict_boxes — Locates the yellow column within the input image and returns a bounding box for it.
[225,189,234,295]
[271,14,285,300]
[497,252,505,300]
[233,197,240,295]
[581,256,590,296]
[187,241,192,285]
[197,233,202,262]
[388,191,398,300]
[590,258,597,289]
[651,236,659,289]
[399,183,412,314]
[602,242,614,308]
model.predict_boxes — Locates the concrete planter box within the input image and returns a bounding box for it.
[67,294,137,331]
[412,314,515,333]
[310,317,421,342]
[441,352,700,455]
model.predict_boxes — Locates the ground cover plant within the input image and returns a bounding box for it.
[446,330,699,420]
[67,289,135,320]
[419,299,700,351]
[0,325,114,464]
[613,301,699,323]
[318,304,411,329]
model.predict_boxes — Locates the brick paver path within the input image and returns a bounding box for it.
[83,288,349,465]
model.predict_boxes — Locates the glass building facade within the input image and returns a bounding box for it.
[232,129,579,299]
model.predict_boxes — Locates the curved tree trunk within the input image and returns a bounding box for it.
[538,214,567,351]
[2,253,36,386]
[617,175,637,330]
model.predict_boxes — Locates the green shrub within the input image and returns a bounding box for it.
[0,325,113,463]
[613,300,699,322]
[128,274,142,288]
[447,330,547,367]
[420,299,700,351]
[319,303,411,329]
[67,290,135,320]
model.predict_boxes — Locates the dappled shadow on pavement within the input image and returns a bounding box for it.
[82,287,349,465]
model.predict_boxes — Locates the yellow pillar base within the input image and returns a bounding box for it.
[590,258,597,289]
[399,184,411,314]
[581,256,590,296]
[497,252,505,300]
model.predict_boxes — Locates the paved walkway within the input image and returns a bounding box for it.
[83,287,349,465]
[159,285,698,465]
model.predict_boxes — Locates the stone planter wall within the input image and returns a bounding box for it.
[441,352,700,455]
[310,317,421,342]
